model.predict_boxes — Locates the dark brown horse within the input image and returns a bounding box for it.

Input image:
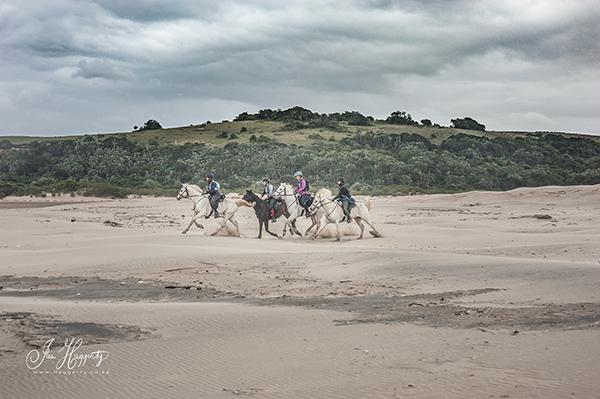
[242,190,290,239]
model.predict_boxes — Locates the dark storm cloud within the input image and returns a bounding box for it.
[0,0,598,136]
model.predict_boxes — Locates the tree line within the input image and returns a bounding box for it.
[1,129,599,199]
[233,106,478,131]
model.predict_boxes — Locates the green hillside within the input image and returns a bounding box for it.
[1,108,599,199]
[4,119,598,147]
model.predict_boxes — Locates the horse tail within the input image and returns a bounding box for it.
[364,197,372,212]
[236,199,256,208]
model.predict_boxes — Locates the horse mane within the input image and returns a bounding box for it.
[278,182,294,192]
[316,188,332,198]
[187,183,203,192]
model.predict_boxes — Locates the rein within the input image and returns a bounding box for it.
[179,186,208,213]
[313,198,340,222]
[277,186,299,207]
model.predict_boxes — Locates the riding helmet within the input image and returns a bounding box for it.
[337,177,345,184]
[294,171,303,177]
[262,177,270,182]
[205,173,214,179]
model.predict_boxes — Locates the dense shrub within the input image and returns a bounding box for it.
[1,131,599,197]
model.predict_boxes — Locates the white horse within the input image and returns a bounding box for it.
[275,183,323,238]
[308,188,382,241]
[176,183,254,236]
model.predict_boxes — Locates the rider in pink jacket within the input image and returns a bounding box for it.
[294,171,311,216]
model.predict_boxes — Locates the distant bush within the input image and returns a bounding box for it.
[137,119,163,131]
[451,117,485,131]
[386,111,418,126]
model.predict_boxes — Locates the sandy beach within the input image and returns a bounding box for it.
[1,185,599,398]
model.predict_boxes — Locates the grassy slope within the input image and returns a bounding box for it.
[3,121,599,146]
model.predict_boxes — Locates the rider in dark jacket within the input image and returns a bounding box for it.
[260,177,277,222]
[333,177,354,223]
[203,173,221,218]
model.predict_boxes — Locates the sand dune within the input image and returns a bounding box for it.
[1,185,599,398]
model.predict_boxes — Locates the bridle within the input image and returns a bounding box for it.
[276,185,299,206]
[177,185,208,213]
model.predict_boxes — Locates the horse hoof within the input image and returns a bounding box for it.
[277,236,282,240]
[181,231,187,234]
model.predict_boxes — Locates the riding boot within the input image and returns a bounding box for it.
[305,208,311,218]
[270,210,277,222]
[346,212,352,223]
[214,211,220,218]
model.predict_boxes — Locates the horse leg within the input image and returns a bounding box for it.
[310,220,329,240]
[264,219,280,239]
[182,214,204,234]
[210,213,230,236]
[282,219,289,237]
[332,221,341,242]
[182,217,195,234]
[257,220,263,239]
[362,217,382,237]
[305,216,317,236]
[291,218,302,237]
[354,217,365,239]
[228,216,240,237]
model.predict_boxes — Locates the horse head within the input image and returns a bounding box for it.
[242,189,257,204]
[176,184,189,200]
[276,182,293,197]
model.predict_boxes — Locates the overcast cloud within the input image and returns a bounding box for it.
[1,0,599,137]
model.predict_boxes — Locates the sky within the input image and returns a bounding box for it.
[1,0,599,137]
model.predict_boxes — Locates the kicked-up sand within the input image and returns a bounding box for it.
[0,185,599,398]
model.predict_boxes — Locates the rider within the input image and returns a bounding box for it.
[294,171,311,217]
[203,173,221,218]
[332,177,354,223]
[260,177,277,222]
